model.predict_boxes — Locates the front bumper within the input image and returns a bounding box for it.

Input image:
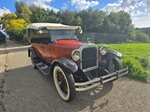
[75,67,128,91]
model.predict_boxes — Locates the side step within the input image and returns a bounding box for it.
[34,61,50,75]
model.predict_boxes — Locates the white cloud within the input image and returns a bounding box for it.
[102,0,150,28]
[142,0,150,12]
[0,7,11,17]
[26,0,59,12]
[71,0,99,10]
[132,15,150,28]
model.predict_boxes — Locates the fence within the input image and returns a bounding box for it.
[79,32,128,44]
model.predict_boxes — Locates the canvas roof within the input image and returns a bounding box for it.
[26,23,81,30]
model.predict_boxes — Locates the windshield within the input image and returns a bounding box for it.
[50,30,77,41]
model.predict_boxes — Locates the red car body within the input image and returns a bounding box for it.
[27,23,128,102]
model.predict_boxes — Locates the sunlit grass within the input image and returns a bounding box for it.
[98,43,150,82]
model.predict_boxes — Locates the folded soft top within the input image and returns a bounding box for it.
[26,23,81,30]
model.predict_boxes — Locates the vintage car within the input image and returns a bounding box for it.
[27,23,128,102]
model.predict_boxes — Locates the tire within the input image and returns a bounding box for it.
[30,51,37,69]
[53,64,76,102]
[113,58,122,71]
[106,58,122,73]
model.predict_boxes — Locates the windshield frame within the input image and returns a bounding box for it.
[50,29,77,42]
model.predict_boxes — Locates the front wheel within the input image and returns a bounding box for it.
[53,64,76,102]
[106,58,122,73]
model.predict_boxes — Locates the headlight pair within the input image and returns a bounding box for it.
[71,49,80,61]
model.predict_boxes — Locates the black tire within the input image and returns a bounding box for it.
[53,64,76,102]
[30,51,37,69]
[113,58,122,71]
[106,58,122,73]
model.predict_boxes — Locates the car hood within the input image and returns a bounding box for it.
[55,40,85,48]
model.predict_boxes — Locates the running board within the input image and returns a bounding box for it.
[34,61,50,75]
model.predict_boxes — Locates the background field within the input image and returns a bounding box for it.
[99,43,150,82]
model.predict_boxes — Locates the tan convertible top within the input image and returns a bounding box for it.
[26,23,81,30]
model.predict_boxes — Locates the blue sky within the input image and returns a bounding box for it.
[0,0,150,28]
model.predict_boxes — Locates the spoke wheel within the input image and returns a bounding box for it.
[53,64,76,102]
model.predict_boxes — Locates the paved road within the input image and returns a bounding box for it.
[0,40,150,112]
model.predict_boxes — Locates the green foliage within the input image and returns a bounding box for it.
[29,5,47,23]
[0,31,6,42]
[0,13,17,29]
[106,43,150,82]
[79,8,106,32]
[137,27,150,36]
[103,11,133,35]
[122,58,147,82]
[130,30,150,43]
[15,0,25,18]
[0,13,29,41]
[21,3,32,22]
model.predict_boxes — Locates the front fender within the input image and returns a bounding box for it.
[107,50,122,59]
[51,58,78,74]
[28,47,37,58]
[28,47,33,57]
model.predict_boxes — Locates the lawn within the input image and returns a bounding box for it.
[99,43,150,82]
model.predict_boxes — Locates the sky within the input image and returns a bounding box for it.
[0,0,150,28]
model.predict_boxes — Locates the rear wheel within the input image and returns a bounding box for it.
[53,64,76,102]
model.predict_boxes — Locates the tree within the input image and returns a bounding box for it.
[130,30,150,42]
[118,11,133,34]
[103,11,133,35]
[15,0,25,18]
[72,14,82,26]
[0,13,17,29]
[0,13,28,41]
[61,10,74,25]
[21,3,32,22]
[29,5,47,23]
[79,8,106,32]
[46,9,61,23]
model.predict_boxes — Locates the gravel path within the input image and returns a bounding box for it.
[0,40,150,112]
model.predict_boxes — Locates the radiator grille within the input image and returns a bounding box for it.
[81,47,97,70]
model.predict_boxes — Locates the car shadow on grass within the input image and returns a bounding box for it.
[3,65,113,112]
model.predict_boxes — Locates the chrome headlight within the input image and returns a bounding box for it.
[71,49,80,61]
[99,46,107,55]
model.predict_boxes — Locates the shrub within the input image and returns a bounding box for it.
[0,31,6,42]
[122,58,148,82]
[130,30,150,43]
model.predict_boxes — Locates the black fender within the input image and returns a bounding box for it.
[105,50,122,72]
[50,58,78,75]
[100,50,122,72]
[28,47,37,58]
[107,50,122,59]
[28,47,32,57]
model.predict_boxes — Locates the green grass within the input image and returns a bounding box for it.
[98,43,150,82]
